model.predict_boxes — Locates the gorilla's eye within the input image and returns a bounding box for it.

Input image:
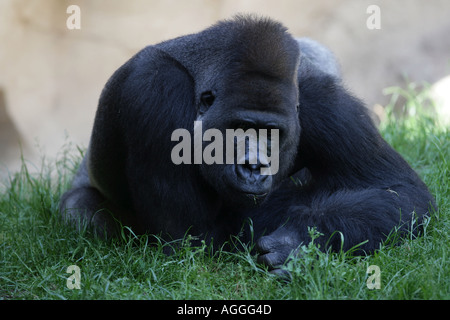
[200,91,215,108]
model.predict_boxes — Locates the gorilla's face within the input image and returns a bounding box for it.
[196,75,300,207]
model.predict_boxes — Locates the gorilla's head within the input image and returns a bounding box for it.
[194,17,301,207]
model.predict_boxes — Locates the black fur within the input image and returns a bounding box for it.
[60,15,435,271]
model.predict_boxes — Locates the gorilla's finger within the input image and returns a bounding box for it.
[270,268,292,282]
[257,252,285,270]
[255,235,276,254]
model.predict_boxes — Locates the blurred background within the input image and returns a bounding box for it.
[1,0,449,178]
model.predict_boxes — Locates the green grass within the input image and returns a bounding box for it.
[1,85,449,300]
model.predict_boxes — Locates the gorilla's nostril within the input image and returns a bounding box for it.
[247,163,261,172]
[236,164,252,179]
[235,163,268,183]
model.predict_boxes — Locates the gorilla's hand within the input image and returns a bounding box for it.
[256,226,301,276]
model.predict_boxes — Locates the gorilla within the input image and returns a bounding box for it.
[60,15,435,272]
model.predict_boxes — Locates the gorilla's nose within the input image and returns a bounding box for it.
[247,163,261,171]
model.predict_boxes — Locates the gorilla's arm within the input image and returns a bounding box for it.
[255,55,436,270]
[59,47,207,238]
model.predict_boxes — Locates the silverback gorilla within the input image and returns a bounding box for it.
[60,15,435,272]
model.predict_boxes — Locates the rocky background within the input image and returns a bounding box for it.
[1,0,449,177]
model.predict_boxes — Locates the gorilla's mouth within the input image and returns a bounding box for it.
[232,163,272,192]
